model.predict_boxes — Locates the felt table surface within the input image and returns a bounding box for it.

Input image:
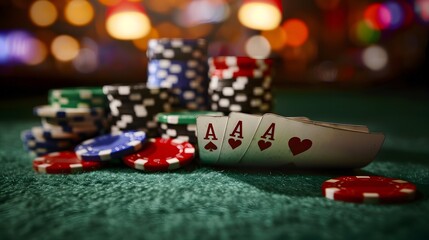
[1,88,428,240]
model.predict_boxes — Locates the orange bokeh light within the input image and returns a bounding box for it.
[262,26,287,50]
[282,19,309,47]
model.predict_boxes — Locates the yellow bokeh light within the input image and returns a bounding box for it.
[29,0,58,27]
[133,28,159,51]
[51,35,80,62]
[262,26,287,50]
[106,11,151,40]
[238,2,282,30]
[65,0,94,26]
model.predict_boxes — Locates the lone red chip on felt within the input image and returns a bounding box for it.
[122,137,195,172]
[322,176,417,204]
[33,151,103,174]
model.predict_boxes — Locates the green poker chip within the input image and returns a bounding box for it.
[49,87,104,100]
[48,87,107,108]
[49,96,108,109]
[156,111,224,125]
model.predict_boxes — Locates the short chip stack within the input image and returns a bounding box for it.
[208,56,274,114]
[21,87,109,156]
[146,38,209,110]
[102,84,172,137]
[156,111,223,144]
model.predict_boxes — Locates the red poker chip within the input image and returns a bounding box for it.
[209,56,273,68]
[322,176,417,204]
[209,69,271,79]
[123,137,195,172]
[33,151,103,174]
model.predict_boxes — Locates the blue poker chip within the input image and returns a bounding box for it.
[75,130,147,161]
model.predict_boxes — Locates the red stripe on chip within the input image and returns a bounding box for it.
[322,176,417,204]
[33,151,103,174]
[123,137,195,172]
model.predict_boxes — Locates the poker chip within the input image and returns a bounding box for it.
[322,176,417,204]
[146,38,209,110]
[209,69,271,79]
[147,38,207,60]
[208,56,273,114]
[208,56,273,68]
[156,111,224,124]
[33,105,105,118]
[33,151,103,174]
[75,130,147,161]
[48,87,108,109]
[159,123,197,143]
[103,84,172,136]
[123,138,195,171]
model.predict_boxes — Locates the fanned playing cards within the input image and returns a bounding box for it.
[196,113,385,168]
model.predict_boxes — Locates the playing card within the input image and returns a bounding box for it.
[196,116,228,165]
[287,118,369,133]
[240,113,384,168]
[217,112,262,165]
[310,121,369,133]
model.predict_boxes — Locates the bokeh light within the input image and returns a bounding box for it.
[0,35,7,63]
[65,0,94,26]
[415,0,429,23]
[314,61,338,82]
[362,45,388,71]
[282,19,309,47]
[106,3,151,40]
[29,0,58,27]
[384,2,405,29]
[245,35,271,58]
[238,0,282,30]
[4,31,33,63]
[177,0,230,27]
[21,38,48,65]
[51,35,80,62]
[364,3,391,30]
[73,48,98,73]
[354,20,381,45]
[262,26,287,51]
[133,28,159,51]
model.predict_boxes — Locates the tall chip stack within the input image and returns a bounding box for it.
[208,56,274,114]
[102,84,172,137]
[21,87,109,156]
[146,38,209,110]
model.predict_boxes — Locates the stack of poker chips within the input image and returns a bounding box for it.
[146,38,209,110]
[103,84,172,137]
[21,87,109,156]
[208,56,273,114]
[156,111,223,144]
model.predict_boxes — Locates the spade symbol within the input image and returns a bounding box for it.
[204,141,217,152]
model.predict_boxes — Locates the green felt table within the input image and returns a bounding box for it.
[1,88,429,240]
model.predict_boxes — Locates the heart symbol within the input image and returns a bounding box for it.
[228,138,242,149]
[258,140,272,151]
[204,141,217,152]
[288,137,312,156]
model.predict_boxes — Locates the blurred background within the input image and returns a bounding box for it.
[0,0,428,98]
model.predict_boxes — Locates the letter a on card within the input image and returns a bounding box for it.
[217,112,262,165]
[196,116,228,164]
